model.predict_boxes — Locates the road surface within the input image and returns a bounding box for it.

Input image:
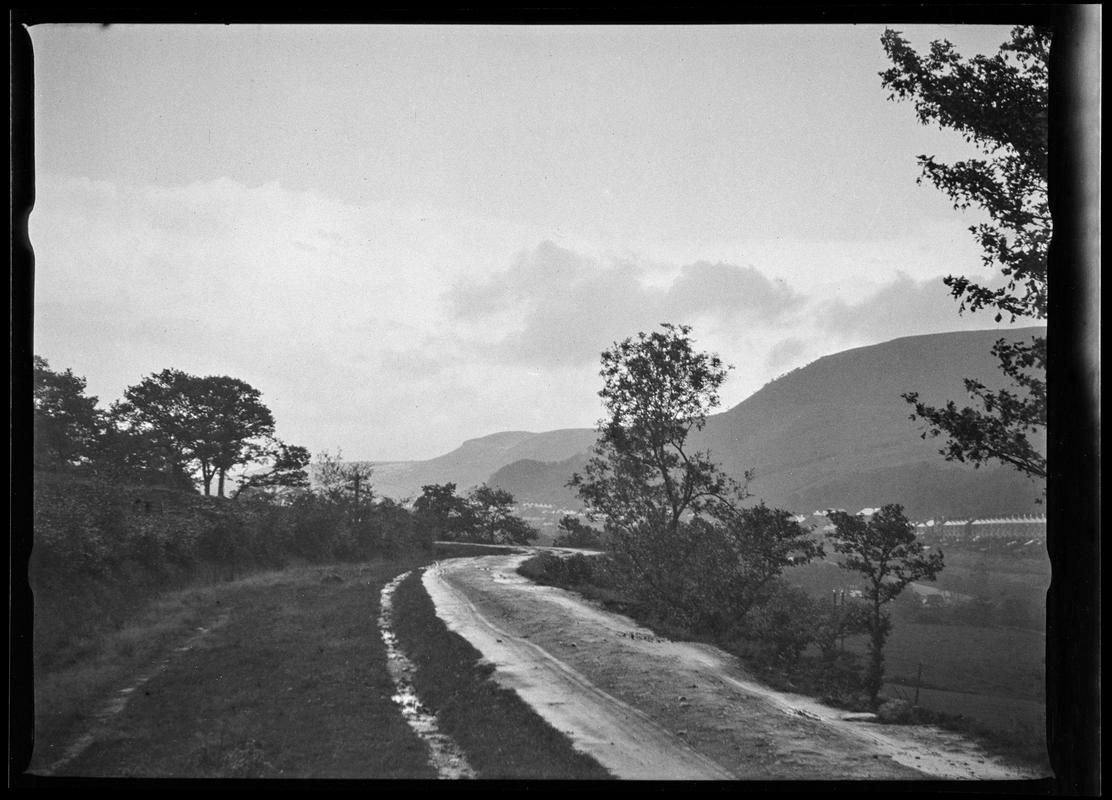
[424,551,1046,781]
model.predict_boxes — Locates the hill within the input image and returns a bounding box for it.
[686,327,1046,516]
[370,327,1046,519]
[365,428,599,500]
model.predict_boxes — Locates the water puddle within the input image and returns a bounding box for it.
[379,569,476,779]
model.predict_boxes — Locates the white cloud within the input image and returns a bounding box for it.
[446,242,805,369]
[30,174,1033,462]
[815,271,1040,343]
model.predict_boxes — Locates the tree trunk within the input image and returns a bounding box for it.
[218,470,226,498]
[866,599,886,705]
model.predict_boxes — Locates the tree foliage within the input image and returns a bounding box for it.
[552,515,603,549]
[193,376,277,497]
[33,356,103,468]
[233,441,311,501]
[881,26,1049,483]
[571,323,747,535]
[826,504,944,704]
[312,450,374,509]
[570,324,815,631]
[413,482,476,541]
[111,369,201,483]
[466,484,539,545]
[113,370,277,496]
[412,482,538,545]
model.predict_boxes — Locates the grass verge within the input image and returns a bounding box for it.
[27,557,441,780]
[389,569,613,780]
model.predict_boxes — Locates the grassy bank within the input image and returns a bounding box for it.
[21,544,613,782]
[389,568,613,780]
[27,557,440,779]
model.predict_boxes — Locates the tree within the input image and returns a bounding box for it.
[571,324,782,621]
[466,484,539,545]
[881,26,1049,484]
[826,504,944,705]
[552,514,603,549]
[312,450,374,510]
[32,356,103,469]
[413,483,475,542]
[703,504,824,630]
[232,441,311,501]
[112,369,202,486]
[193,376,277,497]
[113,370,277,496]
[91,419,196,489]
[571,324,746,525]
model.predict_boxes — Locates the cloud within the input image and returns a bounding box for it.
[447,241,804,368]
[665,261,803,320]
[816,272,1040,343]
[765,337,808,371]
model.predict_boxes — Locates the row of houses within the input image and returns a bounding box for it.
[921,515,1047,542]
[791,508,1047,544]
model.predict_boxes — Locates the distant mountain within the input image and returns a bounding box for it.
[686,326,1047,516]
[368,327,1046,519]
[487,455,586,508]
[365,428,598,500]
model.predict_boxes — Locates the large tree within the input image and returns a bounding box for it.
[571,323,746,538]
[569,324,820,626]
[881,26,1049,484]
[232,441,311,501]
[194,375,277,497]
[466,484,539,545]
[113,369,276,496]
[412,482,475,541]
[32,356,103,469]
[112,369,202,486]
[826,505,944,705]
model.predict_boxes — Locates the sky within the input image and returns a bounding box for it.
[27,22,1042,462]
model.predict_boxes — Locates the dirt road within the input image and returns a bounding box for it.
[424,552,1047,781]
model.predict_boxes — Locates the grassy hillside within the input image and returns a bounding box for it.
[489,327,1046,518]
[488,455,586,507]
[693,327,1046,505]
[366,428,600,499]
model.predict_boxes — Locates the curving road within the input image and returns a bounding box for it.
[424,550,1047,781]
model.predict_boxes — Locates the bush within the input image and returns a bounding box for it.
[732,582,818,671]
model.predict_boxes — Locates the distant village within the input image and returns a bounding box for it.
[515,501,1048,549]
[791,508,1047,548]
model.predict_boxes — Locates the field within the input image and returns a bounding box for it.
[783,549,1050,767]
[854,622,1047,764]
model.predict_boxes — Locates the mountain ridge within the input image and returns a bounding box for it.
[364,326,1046,518]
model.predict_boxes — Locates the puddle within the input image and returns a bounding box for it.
[379,569,476,780]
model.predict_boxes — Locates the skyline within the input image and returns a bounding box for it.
[28,23,1041,461]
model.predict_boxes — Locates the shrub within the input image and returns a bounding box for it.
[730,582,818,672]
